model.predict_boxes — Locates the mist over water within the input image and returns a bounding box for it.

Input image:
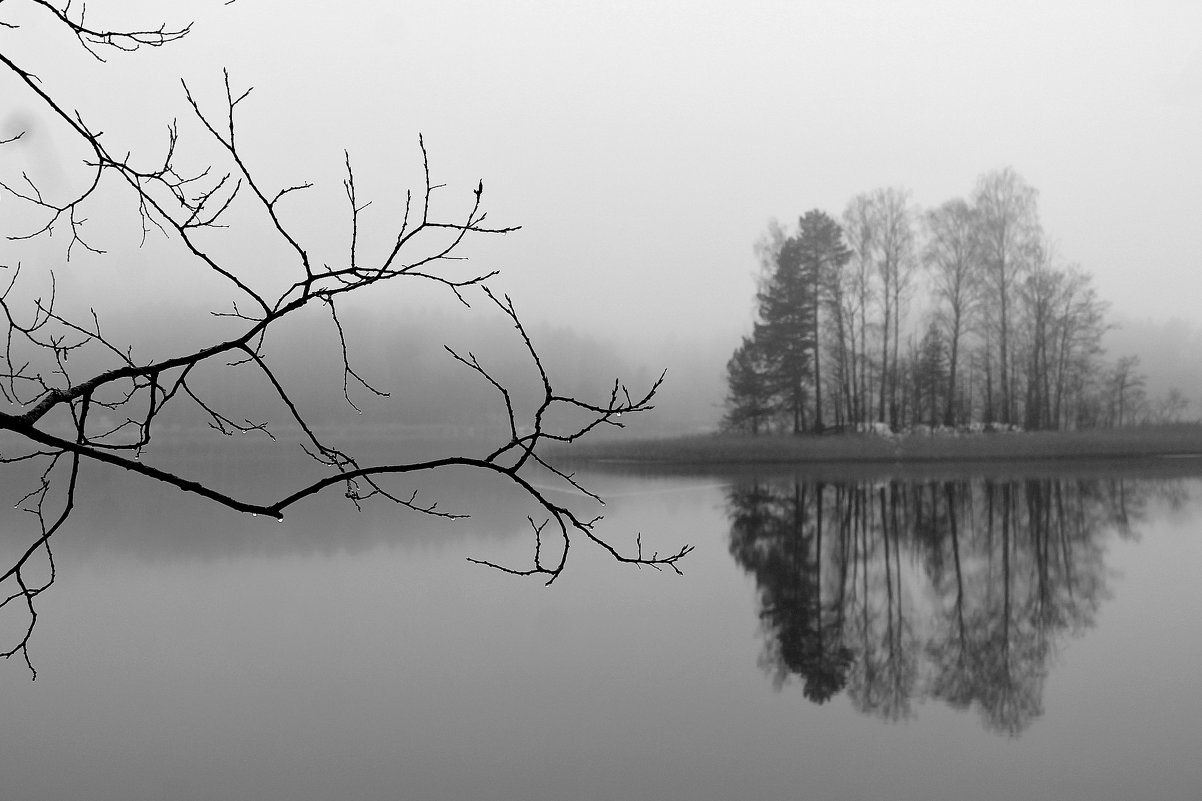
[6,4,1202,799]
[4,458,1202,801]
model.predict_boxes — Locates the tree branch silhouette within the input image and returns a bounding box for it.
[0,1,689,678]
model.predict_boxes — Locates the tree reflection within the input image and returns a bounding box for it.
[726,473,1172,735]
[728,481,854,702]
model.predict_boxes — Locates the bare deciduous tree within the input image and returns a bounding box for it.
[923,198,980,426]
[840,195,877,426]
[972,167,1042,426]
[1107,355,1146,427]
[1,3,689,677]
[846,187,916,428]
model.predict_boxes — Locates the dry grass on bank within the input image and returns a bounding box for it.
[552,424,1202,466]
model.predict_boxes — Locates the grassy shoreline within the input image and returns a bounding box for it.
[552,425,1202,468]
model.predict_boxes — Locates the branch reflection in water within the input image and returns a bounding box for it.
[725,473,1189,736]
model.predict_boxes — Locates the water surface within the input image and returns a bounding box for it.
[3,458,1201,800]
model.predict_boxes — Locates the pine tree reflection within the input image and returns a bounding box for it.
[726,473,1169,735]
[727,481,855,703]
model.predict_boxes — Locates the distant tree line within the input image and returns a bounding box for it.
[724,168,1179,434]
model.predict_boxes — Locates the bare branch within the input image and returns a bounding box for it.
[0,2,684,678]
[28,0,191,60]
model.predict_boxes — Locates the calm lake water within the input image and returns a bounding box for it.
[3,454,1202,800]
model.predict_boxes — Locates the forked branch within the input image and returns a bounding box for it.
[0,0,687,678]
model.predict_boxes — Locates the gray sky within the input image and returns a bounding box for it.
[6,0,1202,351]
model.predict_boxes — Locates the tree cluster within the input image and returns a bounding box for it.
[724,169,1162,434]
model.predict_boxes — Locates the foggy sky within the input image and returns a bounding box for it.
[4,0,1201,355]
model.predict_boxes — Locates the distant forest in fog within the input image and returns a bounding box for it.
[27,291,1202,447]
[41,299,723,441]
[723,168,1198,435]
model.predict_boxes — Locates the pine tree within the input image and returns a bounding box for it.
[723,335,775,434]
[727,213,850,435]
[757,236,816,434]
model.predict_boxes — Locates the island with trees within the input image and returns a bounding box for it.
[563,168,1202,465]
